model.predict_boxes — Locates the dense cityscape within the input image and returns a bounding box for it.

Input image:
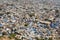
[0,0,60,40]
